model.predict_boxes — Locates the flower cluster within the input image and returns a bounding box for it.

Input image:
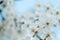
[0,0,60,40]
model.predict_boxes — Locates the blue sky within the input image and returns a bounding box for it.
[14,0,60,13]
